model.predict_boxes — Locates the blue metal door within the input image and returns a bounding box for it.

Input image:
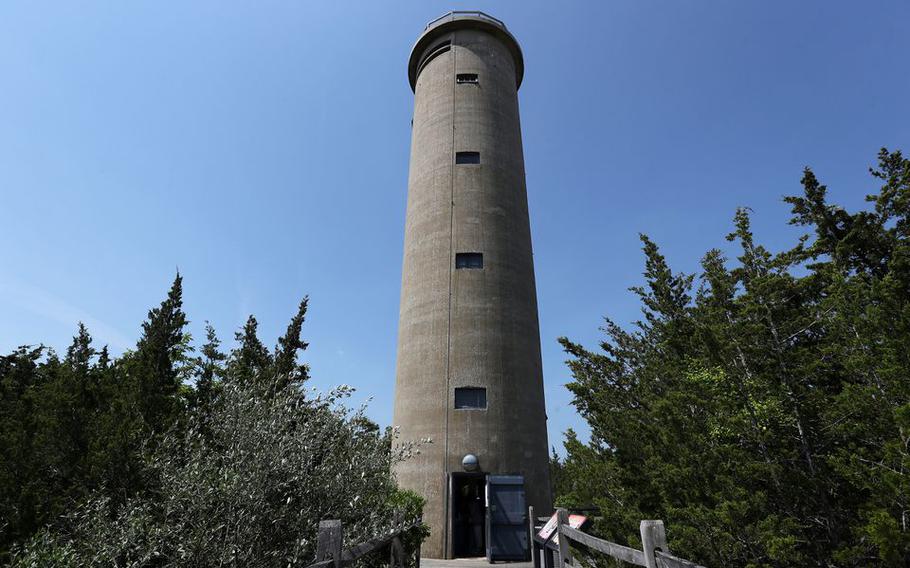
[486,475,528,561]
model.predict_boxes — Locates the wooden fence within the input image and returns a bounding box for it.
[531,508,706,568]
[307,518,423,568]
[305,508,705,568]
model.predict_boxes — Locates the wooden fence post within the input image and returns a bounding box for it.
[415,533,421,568]
[556,508,571,568]
[390,512,401,568]
[639,520,668,568]
[390,535,404,568]
[317,519,343,568]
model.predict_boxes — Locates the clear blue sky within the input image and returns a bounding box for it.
[1,1,907,453]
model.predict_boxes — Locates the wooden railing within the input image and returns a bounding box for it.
[531,508,706,568]
[307,518,423,568]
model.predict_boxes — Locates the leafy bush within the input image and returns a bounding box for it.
[11,379,426,567]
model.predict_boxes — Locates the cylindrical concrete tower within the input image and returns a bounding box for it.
[393,12,551,559]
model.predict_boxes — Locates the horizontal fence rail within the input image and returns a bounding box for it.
[560,525,645,566]
[531,508,706,568]
[654,550,707,568]
[308,518,422,568]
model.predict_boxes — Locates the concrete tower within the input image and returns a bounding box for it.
[393,12,551,559]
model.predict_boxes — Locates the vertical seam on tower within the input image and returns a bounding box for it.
[442,31,456,559]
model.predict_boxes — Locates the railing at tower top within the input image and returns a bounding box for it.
[424,11,508,31]
[530,507,707,568]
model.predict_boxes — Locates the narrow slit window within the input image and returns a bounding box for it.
[455,387,487,409]
[455,252,483,269]
[456,73,478,84]
[456,151,480,164]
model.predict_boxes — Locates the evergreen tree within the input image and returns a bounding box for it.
[0,277,333,561]
[228,315,273,386]
[0,328,112,562]
[556,148,910,567]
[131,273,190,430]
[0,345,45,560]
[273,297,311,388]
[194,322,225,412]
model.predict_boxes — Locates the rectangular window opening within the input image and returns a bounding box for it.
[455,151,480,164]
[456,73,478,84]
[455,387,487,409]
[455,252,483,269]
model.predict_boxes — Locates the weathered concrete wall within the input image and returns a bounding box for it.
[393,14,552,559]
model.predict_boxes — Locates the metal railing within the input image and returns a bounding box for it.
[425,11,507,31]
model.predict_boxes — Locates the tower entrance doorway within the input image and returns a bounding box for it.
[451,473,486,558]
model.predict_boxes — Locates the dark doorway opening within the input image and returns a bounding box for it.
[452,473,486,558]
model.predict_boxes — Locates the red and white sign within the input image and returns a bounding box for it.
[537,512,587,545]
